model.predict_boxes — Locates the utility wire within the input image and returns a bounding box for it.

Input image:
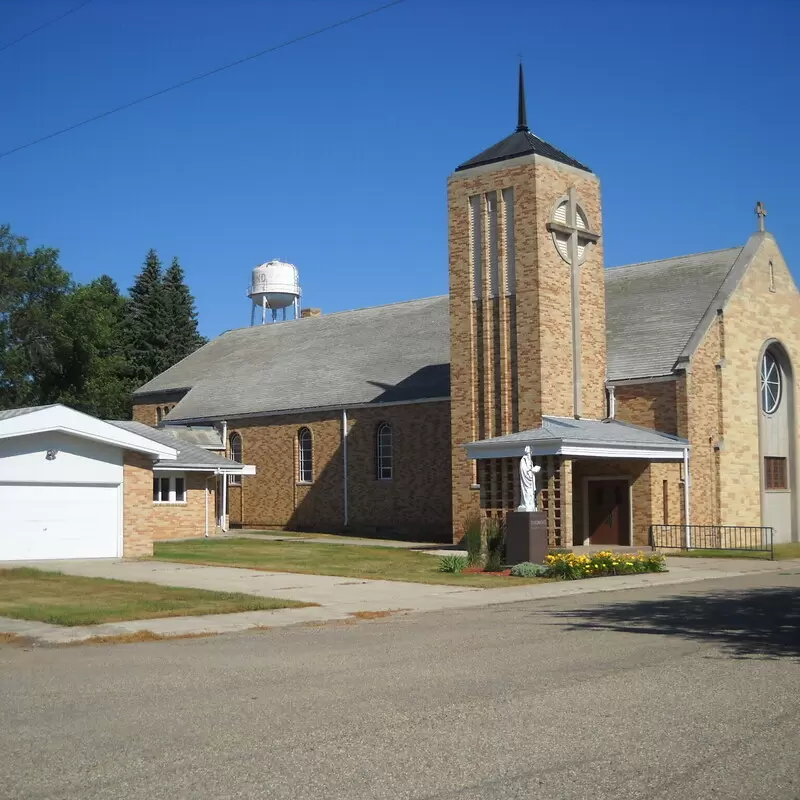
[0,0,407,161]
[0,0,96,54]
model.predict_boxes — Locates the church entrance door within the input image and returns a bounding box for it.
[586,479,630,545]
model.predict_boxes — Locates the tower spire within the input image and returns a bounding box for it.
[516,63,528,132]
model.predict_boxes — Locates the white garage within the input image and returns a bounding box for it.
[0,405,178,562]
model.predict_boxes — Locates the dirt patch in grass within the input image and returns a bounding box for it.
[0,567,312,626]
[74,631,216,646]
[0,632,27,647]
[154,539,550,588]
[350,609,408,620]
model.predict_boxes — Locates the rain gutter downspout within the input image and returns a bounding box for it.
[683,447,691,548]
[342,408,349,529]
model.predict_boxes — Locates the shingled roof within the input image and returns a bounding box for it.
[134,238,766,421]
[135,296,450,422]
[605,245,745,381]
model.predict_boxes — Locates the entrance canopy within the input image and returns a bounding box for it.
[465,416,688,461]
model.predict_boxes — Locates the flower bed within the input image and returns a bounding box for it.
[545,550,666,580]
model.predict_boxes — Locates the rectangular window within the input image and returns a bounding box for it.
[765,457,788,490]
[486,192,499,298]
[153,475,187,503]
[469,195,483,300]
[662,479,669,523]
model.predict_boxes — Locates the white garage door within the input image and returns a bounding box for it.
[0,484,120,561]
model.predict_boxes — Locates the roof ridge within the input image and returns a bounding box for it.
[219,294,448,336]
[607,245,743,274]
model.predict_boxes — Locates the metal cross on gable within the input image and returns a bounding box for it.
[755,201,767,233]
[545,186,601,418]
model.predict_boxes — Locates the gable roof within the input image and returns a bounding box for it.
[455,128,591,174]
[0,405,57,421]
[109,421,243,470]
[134,296,450,422]
[605,246,744,381]
[0,404,178,459]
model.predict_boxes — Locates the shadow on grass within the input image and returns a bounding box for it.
[557,585,800,660]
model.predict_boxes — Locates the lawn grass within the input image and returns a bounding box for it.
[0,568,310,626]
[154,538,550,588]
[663,542,800,561]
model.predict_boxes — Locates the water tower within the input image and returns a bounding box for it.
[247,260,301,325]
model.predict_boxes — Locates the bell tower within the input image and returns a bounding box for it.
[448,65,607,533]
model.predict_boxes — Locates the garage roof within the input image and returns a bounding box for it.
[0,405,178,459]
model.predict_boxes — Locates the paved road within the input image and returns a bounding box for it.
[1,570,799,799]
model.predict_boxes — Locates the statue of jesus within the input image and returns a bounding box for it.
[518,445,541,512]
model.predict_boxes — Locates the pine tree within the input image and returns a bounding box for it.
[163,256,205,364]
[125,249,170,385]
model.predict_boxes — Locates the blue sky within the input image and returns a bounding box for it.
[3,0,798,338]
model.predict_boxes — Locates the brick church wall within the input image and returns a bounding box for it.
[132,392,188,425]
[225,400,452,541]
[448,156,607,543]
[714,236,800,530]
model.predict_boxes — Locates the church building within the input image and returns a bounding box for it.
[132,69,800,548]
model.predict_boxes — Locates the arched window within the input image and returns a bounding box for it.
[156,406,163,423]
[761,350,782,415]
[376,422,393,480]
[228,432,243,486]
[298,428,313,483]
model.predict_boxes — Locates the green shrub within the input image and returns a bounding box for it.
[463,514,484,567]
[439,554,469,573]
[484,517,505,572]
[510,562,548,577]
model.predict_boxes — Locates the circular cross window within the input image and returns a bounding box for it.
[550,199,592,266]
[760,351,782,414]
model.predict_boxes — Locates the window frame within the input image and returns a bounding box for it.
[376,422,393,481]
[760,350,782,415]
[228,432,243,486]
[153,473,188,504]
[297,428,313,484]
[764,456,788,491]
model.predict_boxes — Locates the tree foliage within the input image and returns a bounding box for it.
[0,225,72,408]
[0,225,206,418]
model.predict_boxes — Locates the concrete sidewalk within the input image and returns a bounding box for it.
[2,555,797,644]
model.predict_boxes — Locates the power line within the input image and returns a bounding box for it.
[0,0,408,161]
[0,0,96,54]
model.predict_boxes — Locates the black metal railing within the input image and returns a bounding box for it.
[649,524,774,560]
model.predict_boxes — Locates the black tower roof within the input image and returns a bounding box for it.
[455,65,591,173]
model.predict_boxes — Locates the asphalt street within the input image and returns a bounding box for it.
[1,569,799,799]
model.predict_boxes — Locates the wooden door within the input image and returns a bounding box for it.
[586,480,630,545]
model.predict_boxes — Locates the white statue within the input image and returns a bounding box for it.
[518,445,542,512]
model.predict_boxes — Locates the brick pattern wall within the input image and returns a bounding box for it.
[123,451,216,558]
[123,451,155,558]
[224,401,452,540]
[615,381,679,435]
[715,236,800,531]
[132,392,188,425]
[449,156,606,542]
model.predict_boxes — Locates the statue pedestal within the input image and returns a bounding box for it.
[505,511,548,565]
